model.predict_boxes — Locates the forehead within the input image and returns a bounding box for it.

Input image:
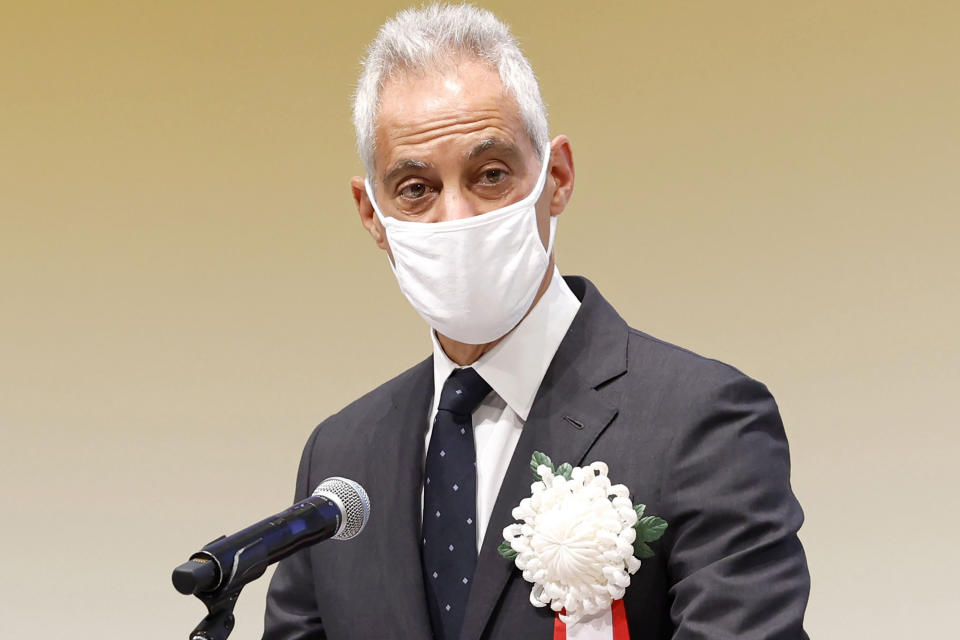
[372,58,534,175]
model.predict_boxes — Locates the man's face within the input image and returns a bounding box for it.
[351,57,573,255]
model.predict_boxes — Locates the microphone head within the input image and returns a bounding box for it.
[313,477,371,540]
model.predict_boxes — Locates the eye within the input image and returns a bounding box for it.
[480,168,506,185]
[399,182,429,199]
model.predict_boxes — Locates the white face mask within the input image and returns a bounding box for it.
[364,147,556,345]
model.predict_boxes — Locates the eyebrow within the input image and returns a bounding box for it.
[466,137,521,160]
[382,159,431,187]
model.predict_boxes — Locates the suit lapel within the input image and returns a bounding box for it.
[366,359,435,638]
[460,277,630,640]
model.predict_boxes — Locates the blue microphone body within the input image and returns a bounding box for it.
[172,477,369,596]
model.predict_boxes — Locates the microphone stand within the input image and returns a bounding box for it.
[188,586,242,640]
[177,530,272,639]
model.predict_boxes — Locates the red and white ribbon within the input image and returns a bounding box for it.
[553,600,630,640]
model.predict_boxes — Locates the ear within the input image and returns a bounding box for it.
[351,176,389,251]
[547,135,575,217]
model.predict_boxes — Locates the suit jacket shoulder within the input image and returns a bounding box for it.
[291,357,433,500]
[476,276,809,640]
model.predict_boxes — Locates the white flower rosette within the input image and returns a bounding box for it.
[501,458,645,625]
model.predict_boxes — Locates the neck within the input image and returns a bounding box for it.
[436,260,556,366]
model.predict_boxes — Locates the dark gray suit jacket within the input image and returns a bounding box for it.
[263,276,810,639]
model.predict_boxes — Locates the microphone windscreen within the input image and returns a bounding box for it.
[313,477,371,540]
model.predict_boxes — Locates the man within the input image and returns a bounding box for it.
[264,5,809,640]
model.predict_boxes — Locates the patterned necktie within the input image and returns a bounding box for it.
[422,367,492,640]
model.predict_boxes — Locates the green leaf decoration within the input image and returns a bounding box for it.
[637,516,668,542]
[556,462,573,480]
[633,539,655,559]
[498,540,518,560]
[530,451,555,481]
[632,508,668,559]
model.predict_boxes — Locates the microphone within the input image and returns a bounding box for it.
[172,476,370,596]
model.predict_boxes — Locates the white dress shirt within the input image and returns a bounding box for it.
[425,267,581,551]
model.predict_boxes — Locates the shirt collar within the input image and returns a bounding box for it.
[431,267,581,421]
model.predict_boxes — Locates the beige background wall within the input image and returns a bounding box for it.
[2,1,956,637]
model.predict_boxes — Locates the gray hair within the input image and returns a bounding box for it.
[352,3,549,176]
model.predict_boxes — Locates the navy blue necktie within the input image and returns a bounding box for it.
[422,367,492,640]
